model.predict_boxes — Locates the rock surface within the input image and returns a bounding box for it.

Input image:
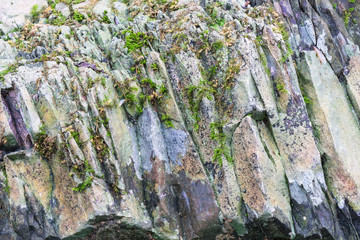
[1,0,360,239]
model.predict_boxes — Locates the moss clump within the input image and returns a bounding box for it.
[49,11,67,26]
[210,121,233,166]
[90,132,109,162]
[344,8,355,27]
[186,80,215,131]
[150,63,159,71]
[159,84,168,96]
[0,162,10,194]
[114,78,145,114]
[34,126,57,160]
[274,79,288,94]
[206,3,225,29]
[161,114,174,128]
[102,10,111,24]
[211,41,224,51]
[0,63,18,82]
[70,130,82,146]
[73,10,85,22]
[141,78,157,90]
[30,5,40,22]
[72,175,93,192]
[72,159,95,192]
[123,30,150,52]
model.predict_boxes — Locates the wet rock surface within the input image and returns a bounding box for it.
[1,0,360,239]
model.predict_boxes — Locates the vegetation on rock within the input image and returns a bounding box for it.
[2,0,360,239]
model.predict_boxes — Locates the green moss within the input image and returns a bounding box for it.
[159,84,168,96]
[255,35,263,47]
[230,220,247,236]
[344,8,355,27]
[258,48,271,77]
[72,175,93,192]
[123,30,149,52]
[150,63,159,71]
[48,0,58,9]
[141,78,157,89]
[30,5,40,22]
[70,131,81,146]
[206,3,225,29]
[303,96,313,104]
[87,77,95,88]
[0,163,10,194]
[49,11,66,26]
[124,92,137,105]
[102,10,111,24]
[100,77,106,87]
[211,41,224,51]
[275,22,293,60]
[0,63,18,82]
[72,159,95,192]
[73,10,85,22]
[161,114,174,128]
[210,121,233,166]
[274,79,288,94]
[186,80,215,131]
[114,79,145,115]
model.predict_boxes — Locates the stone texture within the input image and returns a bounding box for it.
[0,0,47,34]
[1,0,360,239]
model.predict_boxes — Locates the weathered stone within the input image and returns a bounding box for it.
[299,50,360,215]
[0,0,47,33]
[233,116,293,238]
[55,3,70,19]
[2,0,360,239]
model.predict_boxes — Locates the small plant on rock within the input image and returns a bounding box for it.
[0,163,10,194]
[30,5,40,22]
[150,63,159,71]
[274,79,288,94]
[123,30,150,52]
[73,10,85,22]
[102,10,111,23]
[34,125,57,160]
[211,41,224,51]
[0,63,18,82]
[72,159,95,192]
[161,114,174,128]
[186,80,215,131]
[210,121,233,166]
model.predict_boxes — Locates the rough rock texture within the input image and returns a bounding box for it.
[1,0,360,239]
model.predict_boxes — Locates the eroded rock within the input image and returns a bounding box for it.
[1,0,360,239]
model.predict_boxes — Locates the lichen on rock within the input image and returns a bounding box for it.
[1,0,360,239]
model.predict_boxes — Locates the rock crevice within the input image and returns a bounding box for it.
[1,0,360,239]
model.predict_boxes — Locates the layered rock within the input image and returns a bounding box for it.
[1,0,360,239]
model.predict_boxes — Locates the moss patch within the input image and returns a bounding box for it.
[34,126,57,160]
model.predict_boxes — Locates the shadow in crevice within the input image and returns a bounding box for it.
[0,87,33,152]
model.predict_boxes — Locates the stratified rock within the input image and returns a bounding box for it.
[1,0,360,239]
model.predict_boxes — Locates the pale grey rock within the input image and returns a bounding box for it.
[0,40,16,59]
[1,0,360,239]
[92,0,112,16]
[0,0,47,33]
[55,2,70,18]
[299,50,360,212]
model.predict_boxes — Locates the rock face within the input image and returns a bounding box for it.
[1,0,360,239]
